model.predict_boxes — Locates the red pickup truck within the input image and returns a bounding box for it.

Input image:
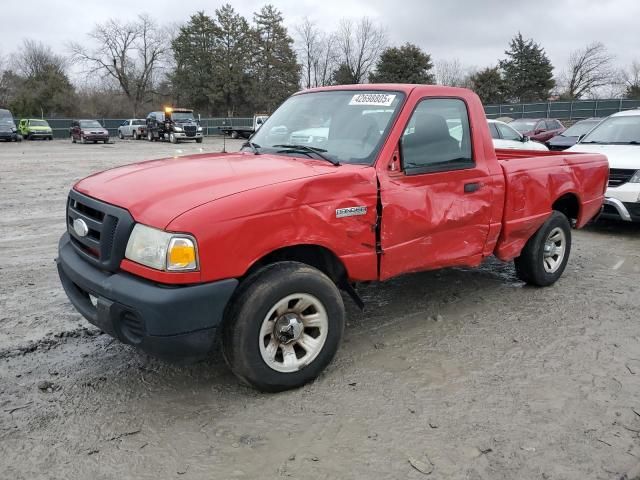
[57,85,608,392]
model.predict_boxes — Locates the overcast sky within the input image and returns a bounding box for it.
[2,0,638,79]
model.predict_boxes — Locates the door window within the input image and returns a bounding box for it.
[496,123,521,141]
[401,98,474,174]
[488,122,500,139]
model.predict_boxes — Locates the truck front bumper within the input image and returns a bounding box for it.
[56,233,238,361]
[174,132,203,139]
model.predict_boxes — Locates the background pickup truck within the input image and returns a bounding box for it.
[57,85,608,392]
[117,119,147,140]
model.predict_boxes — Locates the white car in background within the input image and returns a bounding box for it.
[487,119,548,151]
[567,109,640,222]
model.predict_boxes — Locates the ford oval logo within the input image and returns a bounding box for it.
[73,218,89,237]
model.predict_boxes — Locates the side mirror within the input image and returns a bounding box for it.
[522,135,530,142]
[257,118,263,125]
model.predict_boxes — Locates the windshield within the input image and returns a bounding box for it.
[80,120,103,129]
[132,119,146,125]
[171,112,195,122]
[509,120,537,133]
[30,120,49,127]
[0,118,14,127]
[249,90,405,165]
[562,120,600,137]
[581,115,640,144]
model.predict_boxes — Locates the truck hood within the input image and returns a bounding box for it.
[567,144,640,169]
[74,152,336,228]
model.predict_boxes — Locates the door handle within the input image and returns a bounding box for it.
[464,182,482,193]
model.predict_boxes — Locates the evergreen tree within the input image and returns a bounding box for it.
[252,5,300,112]
[469,67,506,104]
[500,33,555,102]
[213,4,254,116]
[170,12,219,114]
[369,43,435,84]
[332,63,357,85]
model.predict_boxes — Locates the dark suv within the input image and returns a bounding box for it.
[146,108,203,144]
[0,108,21,142]
[70,120,110,144]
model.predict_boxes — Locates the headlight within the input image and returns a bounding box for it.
[197,126,203,132]
[174,126,183,132]
[630,171,640,183]
[125,224,198,271]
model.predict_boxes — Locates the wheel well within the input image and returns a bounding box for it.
[553,193,580,223]
[246,245,347,284]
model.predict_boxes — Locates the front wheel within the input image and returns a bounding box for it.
[118,130,124,139]
[169,132,178,144]
[222,262,345,392]
[147,130,154,142]
[514,211,572,286]
[196,137,203,144]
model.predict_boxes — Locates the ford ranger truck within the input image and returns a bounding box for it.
[56,85,609,392]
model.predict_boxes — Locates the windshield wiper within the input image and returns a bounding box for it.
[242,141,261,155]
[272,144,340,166]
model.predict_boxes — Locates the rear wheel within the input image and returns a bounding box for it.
[132,131,138,140]
[515,211,572,286]
[230,130,239,139]
[118,130,124,139]
[222,262,345,392]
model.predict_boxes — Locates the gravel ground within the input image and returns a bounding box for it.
[1,139,639,479]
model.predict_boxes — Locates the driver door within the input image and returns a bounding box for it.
[379,97,492,280]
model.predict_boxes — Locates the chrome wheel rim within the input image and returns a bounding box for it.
[258,293,329,373]
[543,227,566,273]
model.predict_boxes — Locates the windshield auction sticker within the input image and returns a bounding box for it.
[349,93,396,107]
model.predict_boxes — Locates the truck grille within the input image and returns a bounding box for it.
[608,168,636,187]
[184,125,197,137]
[67,190,135,272]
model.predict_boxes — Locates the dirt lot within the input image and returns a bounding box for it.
[1,138,639,479]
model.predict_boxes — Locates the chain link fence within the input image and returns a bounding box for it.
[485,99,640,121]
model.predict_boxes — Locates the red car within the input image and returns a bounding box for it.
[57,85,608,392]
[509,118,565,142]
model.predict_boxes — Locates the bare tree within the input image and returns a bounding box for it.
[296,18,322,89]
[15,39,68,78]
[435,58,466,87]
[335,18,386,84]
[70,14,167,115]
[620,61,640,98]
[560,42,614,99]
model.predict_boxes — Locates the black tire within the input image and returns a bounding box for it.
[514,211,572,287]
[147,130,154,142]
[222,261,345,392]
[118,130,124,139]
[196,137,203,144]
[132,131,138,140]
[169,132,178,144]
[48,136,53,141]
[230,130,239,139]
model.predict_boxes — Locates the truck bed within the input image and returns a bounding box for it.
[493,148,609,261]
